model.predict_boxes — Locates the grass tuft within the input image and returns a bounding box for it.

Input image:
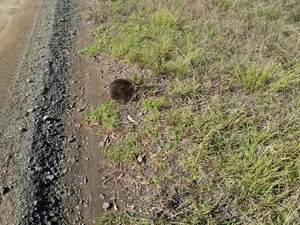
[86,102,120,131]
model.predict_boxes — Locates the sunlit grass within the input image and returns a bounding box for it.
[86,102,120,130]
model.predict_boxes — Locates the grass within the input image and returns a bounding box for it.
[85,0,300,224]
[96,212,146,225]
[86,102,120,131]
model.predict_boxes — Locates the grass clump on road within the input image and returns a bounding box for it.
[86,0,300,224]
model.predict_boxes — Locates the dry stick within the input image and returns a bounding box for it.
[102,176,114,185]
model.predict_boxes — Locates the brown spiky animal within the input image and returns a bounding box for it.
[108,78,135,103]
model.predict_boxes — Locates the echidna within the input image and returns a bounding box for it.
[108,78,135,103]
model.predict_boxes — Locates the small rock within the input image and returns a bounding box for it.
[46,175,55,181]
[27,108,35,113]
[99,141,105,148]
[99,194,106,200]
[68,137,76,143]
[43,115,58,122]
[83,177,88,184]
[27,157,33,163]
[43,116,50,121]
[77,106,85,113]
[75,123,82,128]
[102,202,111,211]
[35,166,43,172]
[27,79,34,83]
[0,186,9,197]
[157,144,163,151]
[69,102,76,109]
[56,122,63,127]
[101,176,108,181]
[19,127,28,132]
[137,155,144,164]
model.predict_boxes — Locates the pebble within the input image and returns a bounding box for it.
[75,123,82,128]
[46,175,55,181]
[83,177,88,184]
[69,102,76,109]
[0,186,9,197]
[43,115,50,121]
[19,127,28,132]
[98,141,105,148]
[35,166,43,172]
[27,157,33,163]
[157,144,163,151]
[102,202,111,211]
[62,169,68,174]
[99,194,106,200]
[27,108,35,113]
[137,155,144,163]
[77,106,85,112]
[68,137,76,143]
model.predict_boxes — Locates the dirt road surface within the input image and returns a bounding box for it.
[0,0,41,224]
[0,0,74,224]
[0,0,135,224]
[0,0,40,106]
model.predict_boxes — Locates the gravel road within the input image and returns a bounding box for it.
[0,0,78,224]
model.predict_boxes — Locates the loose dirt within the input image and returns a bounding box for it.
[1,0,139,224]
[58,9,134,223]
[0,0,73,224]
[0,0,41,224]
[0,0,40,106]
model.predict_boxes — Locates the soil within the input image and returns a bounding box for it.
[0,0,75,224]
[0,0,140,224]
[58,6,138,223]
[0,0,40,106]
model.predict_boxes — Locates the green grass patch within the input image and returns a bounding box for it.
[86,102,120,131]
[97,212,149,225]
[86,0,300,224]
[142,96,167,112]
[106,131,141,164]
[83,1,203,77]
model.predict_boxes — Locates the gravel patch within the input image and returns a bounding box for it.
[0,0,78,224]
